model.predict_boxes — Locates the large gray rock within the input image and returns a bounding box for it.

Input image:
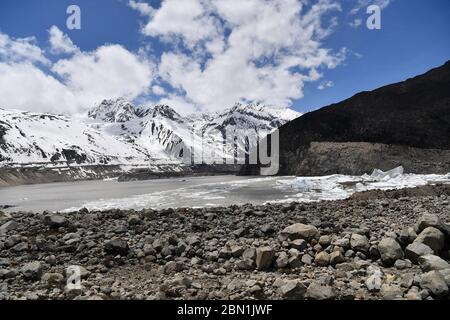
[21,261,43,280]
[43,215,67,228]
[420,271,449,297]
[414,227,445,253]
[0,220,19,233]
[350,234,370,252]
[104,239,129,256]
[438,269,450,287]
[416,214,450,236]
[279,280,307,300]
[405,242,434,263]
[380,284,403,300]
[378,238,404,266]
[255,247,275,270]
[306,281,335,300]
[280,223,319,240]
[418,254,450,272]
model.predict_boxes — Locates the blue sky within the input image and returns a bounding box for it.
[0,0,449,115]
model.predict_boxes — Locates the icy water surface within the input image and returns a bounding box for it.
[1,169,448,213]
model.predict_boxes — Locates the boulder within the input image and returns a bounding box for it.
[279,280,307,300]
[314,251,330,267]
[330,251,345,266]
[414,227,445,253]
[256,247,275,270]
[104,239,129,256]
[378,238,404,266]
[416,214,450,236]
[350,233,370,252]
[405,242,434,263]
[306,281,335,300]
[420,271,449,297]
[21,261,43,280]
[43,215,67,228]
[418,254,450,272]
[280,223,319,240]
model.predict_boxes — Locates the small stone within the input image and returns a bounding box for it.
[405,242,434,263]
[288,256,302,269]
[314,251,330,267]
[163,261,182,274]
[380,284,403,300]
[366,273,382,292]
[414,227,445,253]
[290,239,307,251]
[279,280,307,300]
[0,268,18,279]
[22,261,43,280]
[128,215,142,225]
[301,254,313,265]
[330,251,345,267]
[306,281,335,300]
[318,235,331,247]
[230,246,244,258]
[275,252,289,269]
[394,259,411,270]
[377,238,404,266]
[280,223,319,240]
[104,239,129,256]
[42,273,64,286]
[418,254,450,272]
[350,234,370,252]
[420,271,449,297]
[242,248,256,261]
[255,247,275,270]
[43,215,67,228]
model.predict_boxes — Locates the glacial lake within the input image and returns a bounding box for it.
[2,171,448,213]
[0,175,300,213]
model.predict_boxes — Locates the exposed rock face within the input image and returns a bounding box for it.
[241,61,450,176]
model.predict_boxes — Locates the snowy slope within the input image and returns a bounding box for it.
[0,100,300,166]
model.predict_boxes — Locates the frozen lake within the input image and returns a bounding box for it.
[0,175,299,213]
[1,169,448,213]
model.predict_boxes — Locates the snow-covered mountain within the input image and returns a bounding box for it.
[0,99,300,167]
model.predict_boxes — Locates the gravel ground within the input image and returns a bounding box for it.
[1,184,449,300]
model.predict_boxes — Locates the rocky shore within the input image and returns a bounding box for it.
[0,185,449,300]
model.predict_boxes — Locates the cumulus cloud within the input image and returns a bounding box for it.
[52,44,154,106]
[318,80,334,90]
[130,0,347,112]
[0,30,155,114]
[0,62,79,114]
[48,26,79,54]
[0,33,49,65]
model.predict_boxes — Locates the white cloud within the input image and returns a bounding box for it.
[0,62,79,114]
[318,80,334,90]
[0,33,49,65]
[0,30,155,114]
[48,26,79,54]
[349,18,363,28]
[52,44,155,106]
[131,0,347,112]
[152,85,166,96]
[350,0,392,15]
[128,0,154,16]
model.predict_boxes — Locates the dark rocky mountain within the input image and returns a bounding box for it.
[242,60,450,176]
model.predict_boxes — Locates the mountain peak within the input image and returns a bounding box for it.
[88,98,136,123]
